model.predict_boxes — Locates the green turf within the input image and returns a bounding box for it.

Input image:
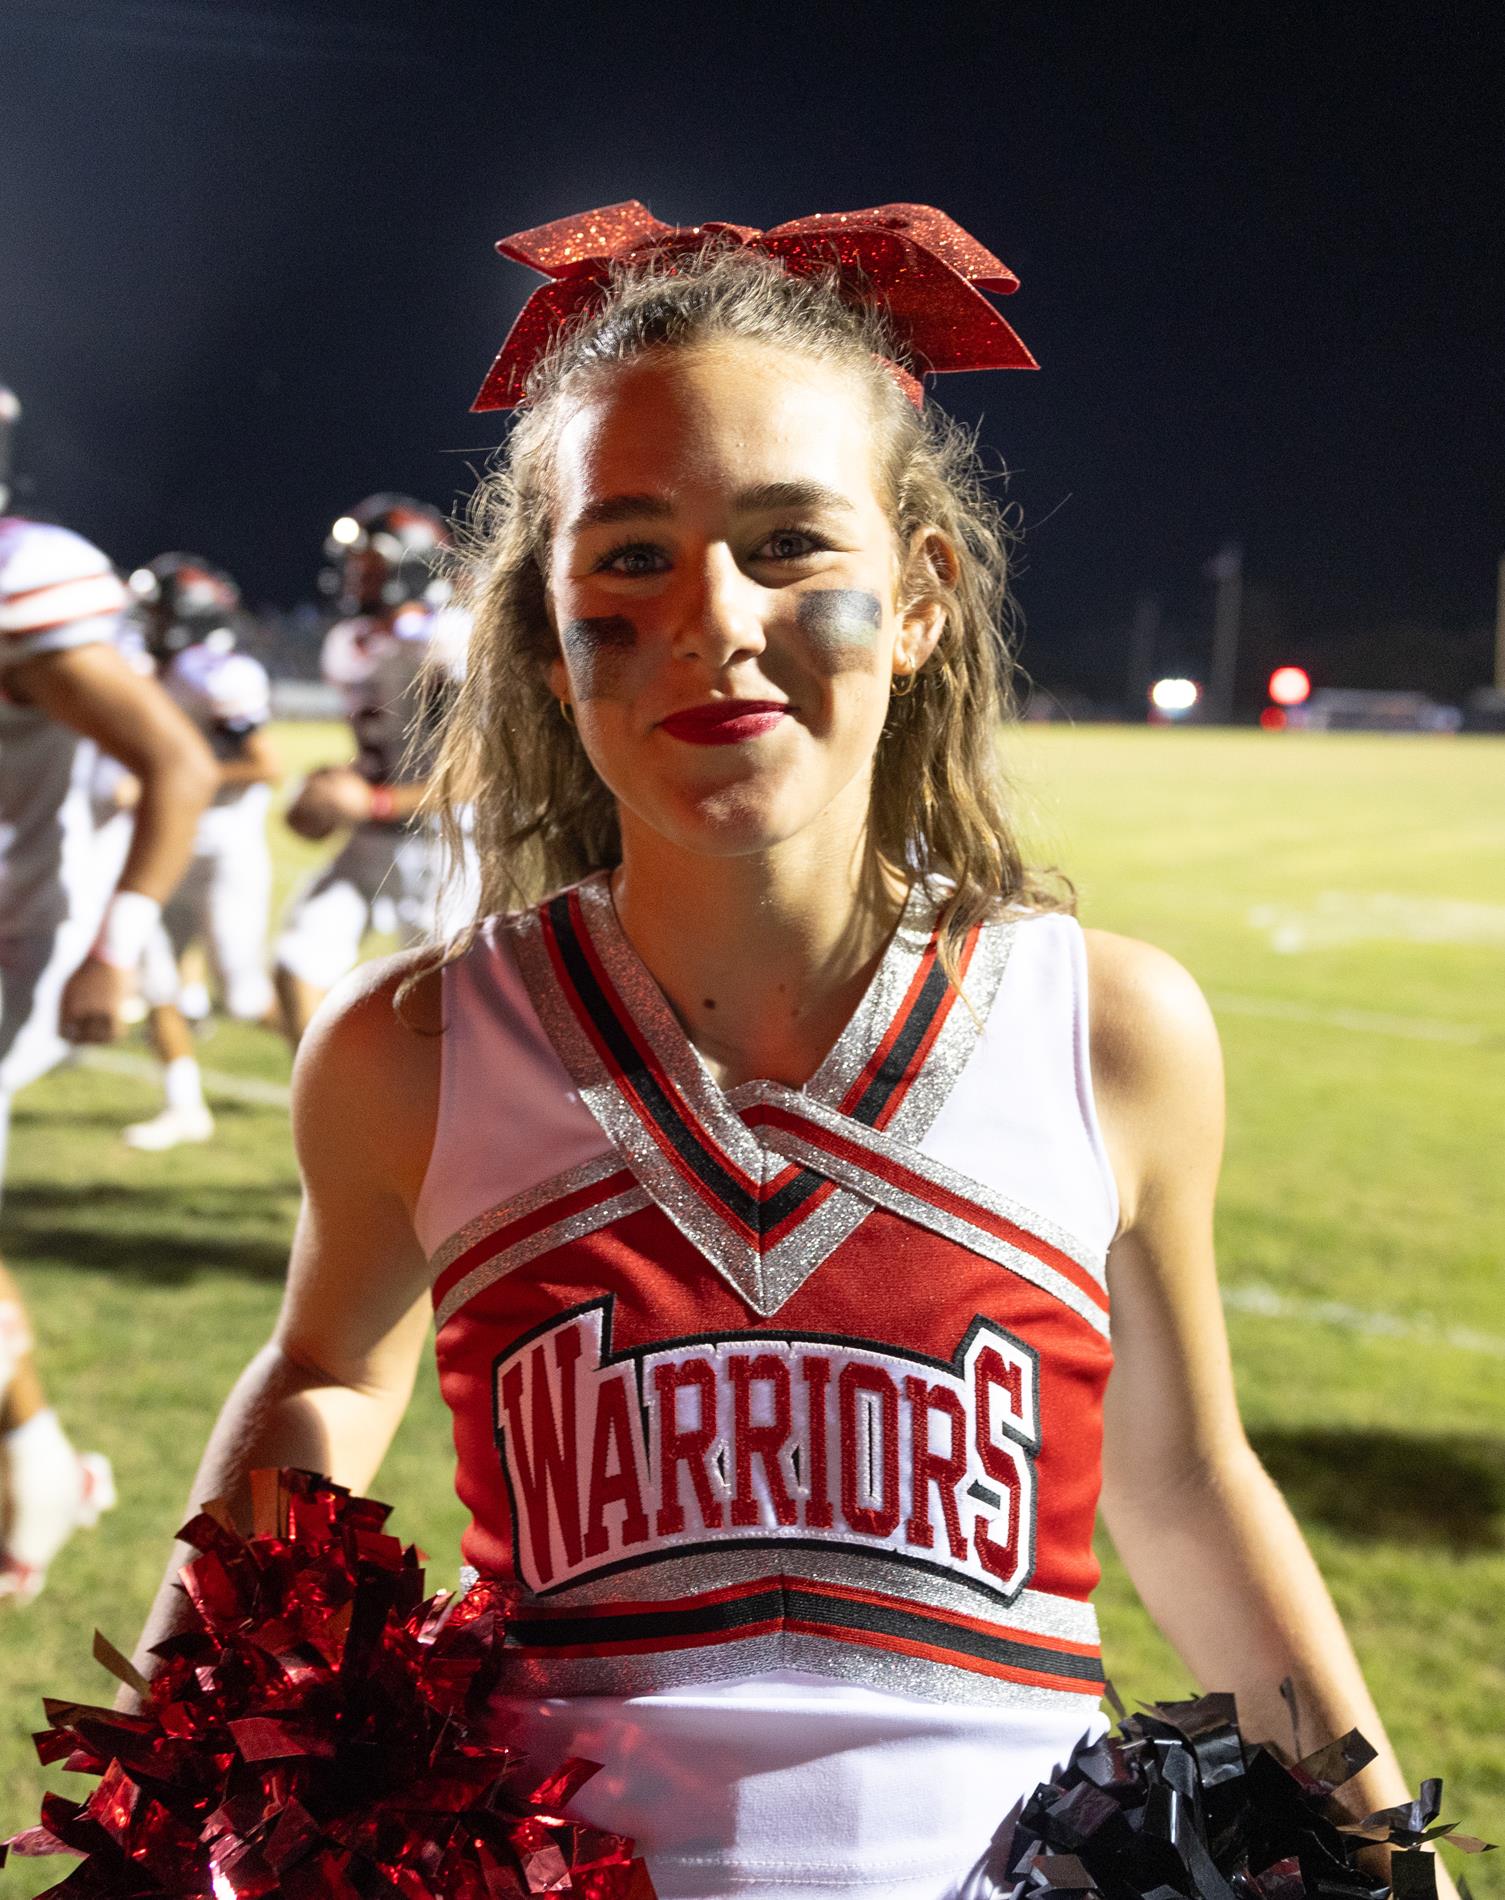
[1,724,1500,1889]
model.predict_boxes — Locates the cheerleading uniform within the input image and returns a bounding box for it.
[275,603,470,986]
[416,874,1119,1899]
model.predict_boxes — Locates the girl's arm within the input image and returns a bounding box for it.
[1089,931,1417,1822]
[124,951,442,1693]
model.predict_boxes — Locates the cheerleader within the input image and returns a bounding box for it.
[128,209,1444,1897]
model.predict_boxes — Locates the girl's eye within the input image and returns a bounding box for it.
[757,529,827,562]
[596,542,669,577]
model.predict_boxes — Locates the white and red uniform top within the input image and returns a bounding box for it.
[319,602,465,794]
[416,875,1120,1898]
[0,518,130,936]
[160,638,273,854]
[162,640,271,782]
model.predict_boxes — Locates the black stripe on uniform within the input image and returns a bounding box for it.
[848,951,952,1128]
[548,895,762,1231]
[553,895,840,1244]
[547,898,958,1249]
[507,1580,1105,1688]
[757,947,954,1229]
[754,1159,832,1237]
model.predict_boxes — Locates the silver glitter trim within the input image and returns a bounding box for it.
[429,1150,632,1280]
[797,881,938,1105]
[489,1629,1104,1712]
[746,1084,1107,1284]
[434,1185,652,1329]
[511,890,776,1310]
[745,1187,874,1314]
[742,1101,1110,1338]
[724,904,1019,1315]
[572,875,899,1313]
[575,875,769,1181]
[459,1542,1102,1706]
[510,880,1052,1321]
[870,911,1017,1148]
[508,898,612,1093]
[503,1540,1101,1646]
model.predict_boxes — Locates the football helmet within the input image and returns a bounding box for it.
[321,493,450,614]
[128,552,242,660]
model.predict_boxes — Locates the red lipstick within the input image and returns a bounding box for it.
[658,701,789,746]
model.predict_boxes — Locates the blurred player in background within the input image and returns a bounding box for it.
[0,386,217,1600]
[117,554,282,1151]
[272,494,469,1044]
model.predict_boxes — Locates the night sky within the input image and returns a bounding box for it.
[2,0,1501,706]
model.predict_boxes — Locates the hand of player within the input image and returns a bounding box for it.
[284,767,372,841]
[58,956,133,1044]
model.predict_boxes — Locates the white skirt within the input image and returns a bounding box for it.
[490,1670,1104,1899]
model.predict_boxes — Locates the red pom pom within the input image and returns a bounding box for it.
[3,1469,655,1898]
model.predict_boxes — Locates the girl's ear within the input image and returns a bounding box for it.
[895,526,956,676]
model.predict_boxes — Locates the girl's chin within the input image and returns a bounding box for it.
[609,749,870,858]
[627,789,824,859]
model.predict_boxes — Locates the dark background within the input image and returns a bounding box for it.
[2,0,1501,709]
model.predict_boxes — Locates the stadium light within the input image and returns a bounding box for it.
[1150,676,1200,717]
[1268,665,1311,707]
[329,515,361,546]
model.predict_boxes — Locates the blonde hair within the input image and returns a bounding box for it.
[426,245,1072,983]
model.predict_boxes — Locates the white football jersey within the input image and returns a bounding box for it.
[163,641,272,810]
[0,518,129,935]
[320,603,459,789]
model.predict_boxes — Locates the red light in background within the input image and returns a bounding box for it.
[1268,665,1311,706]
[1260,706,1287,730]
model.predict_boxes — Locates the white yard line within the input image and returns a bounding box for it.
[1221,1282,1505,1358]
[1208,991,1487,1045]
[1247,893,1505,956]
[75,1046,294,1110]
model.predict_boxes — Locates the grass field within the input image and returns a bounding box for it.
[2,722,1502,1888]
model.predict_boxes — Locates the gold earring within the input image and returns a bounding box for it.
[558,698,576,727]
[891,669,918,698]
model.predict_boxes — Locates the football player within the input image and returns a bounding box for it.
[272,495,465,1044]
[119,554,282,1150]
[0,388,217,1598]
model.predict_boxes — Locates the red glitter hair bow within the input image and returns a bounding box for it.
[471,200,1037,412]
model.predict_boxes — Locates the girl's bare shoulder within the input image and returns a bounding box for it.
[1080,927,1219,1083]
[1080,926,1226,1231]
[291,947,447,1207]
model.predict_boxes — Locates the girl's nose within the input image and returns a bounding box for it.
[670,545,768,669]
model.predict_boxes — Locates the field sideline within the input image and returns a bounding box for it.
[1,723,1501,1890]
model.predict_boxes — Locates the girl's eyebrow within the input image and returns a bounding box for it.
[569,480,859,537]
[569,493,673,534]
[733,480,857,517]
